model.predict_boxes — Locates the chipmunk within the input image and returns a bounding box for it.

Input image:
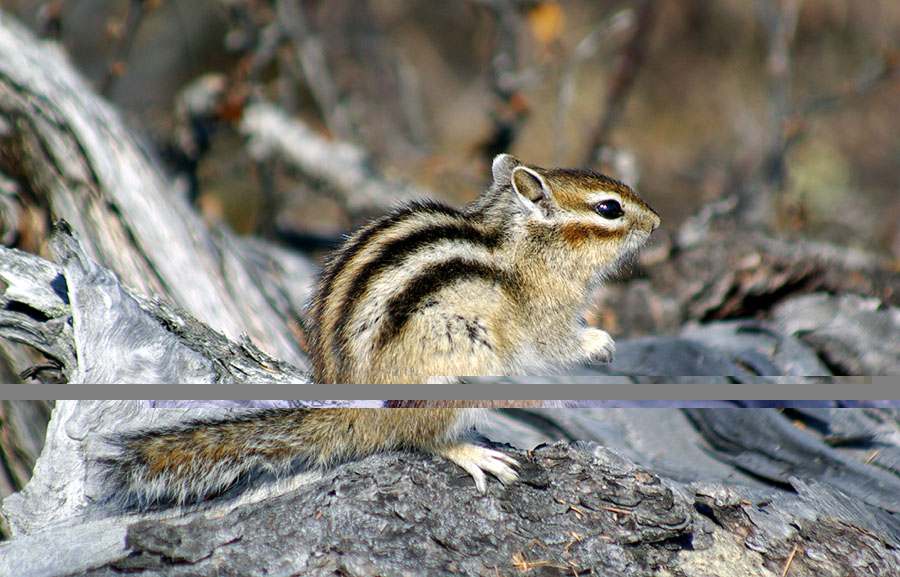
[309,153,660,383]
[103,155,659,506]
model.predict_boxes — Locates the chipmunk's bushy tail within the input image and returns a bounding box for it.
[100,409,326,506]
[99,408,478,507]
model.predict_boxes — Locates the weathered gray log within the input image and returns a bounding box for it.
[0,10,314,371]
[771,293,900,375]
[2,402,899,577]
[0,221,309,384]
[0,401,52,539]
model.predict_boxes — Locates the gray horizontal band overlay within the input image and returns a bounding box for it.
[4,376,896,401]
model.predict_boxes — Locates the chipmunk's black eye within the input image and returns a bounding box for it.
[594,200,623,219]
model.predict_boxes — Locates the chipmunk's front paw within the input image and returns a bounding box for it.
[582,328,615,364]
[439,443,519,493]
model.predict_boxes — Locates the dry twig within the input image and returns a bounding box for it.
[275,0,354,139]
[98,0,154,95]
[583,0,656,167]
[554,9,634,164]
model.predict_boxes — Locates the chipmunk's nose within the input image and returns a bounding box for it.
[650,213,660,232]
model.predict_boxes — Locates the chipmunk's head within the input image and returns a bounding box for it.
[491,154,660,275]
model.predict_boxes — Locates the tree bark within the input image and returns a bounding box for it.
[2,402,899,577]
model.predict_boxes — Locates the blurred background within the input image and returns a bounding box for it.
[4,0,899,256]
[1,3,898,538]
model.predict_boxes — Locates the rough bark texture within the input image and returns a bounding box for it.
[0,401,52,539]
[2,402,900,577]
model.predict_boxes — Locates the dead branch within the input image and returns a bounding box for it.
[737,0,803,226]
[475,0,533,162]
[240,101,432,217]
[583,0,656,167]
[98,0,151,95]
[275,0,354,139]
[554,9,634,163]
[800,51,900,117]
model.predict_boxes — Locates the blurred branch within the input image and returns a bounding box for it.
[554,9,634,164]
[583,0,656,167]
[342,2,432,161]
[166,74,232,204]
[739,1,899,230]
[98,0,155,96]
[738,0,803,227]
[762,0,801,123]
[240,102,431,218]
[275,0,354,139]
[393,52,431,150]
[245,21,284,85]
[475,0,532,162]
[35,0,66,39]
[800,49,900,118]
[780,49,900,177]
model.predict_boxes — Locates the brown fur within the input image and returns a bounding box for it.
[308,154,659,384]
[559,221,624,248]
[109,408,500,506]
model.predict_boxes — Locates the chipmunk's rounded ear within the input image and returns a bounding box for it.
[491,154,522,186]
[511,166,551,206]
